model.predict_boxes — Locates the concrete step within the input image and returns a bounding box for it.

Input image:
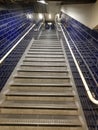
[0,114,82,127]
[27,52,64,55]
[0,100,77,109]
[8,87,73,94]
[26,54,64,58]
[30,47,62,49]
[22,62,67,66]
[9,83,72,87]
[6,95,74,102]
[32,42,60,45]
[39,38,59,40]
[17,68,68,72]
[31,44,61,47]
[9,88,72,93]
[0,108,78,116]
[20,65,67,71]
[24,57,65,62]
[0,101,78,115]
[17,69,69,77]
[0,126,84,130]
[29,49,63,52]
[14,75,70,79]
[13,76,70,84]
[9,84,72,91]
[39,35,58,37]
[6,90,74,97]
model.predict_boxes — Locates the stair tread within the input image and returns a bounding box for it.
[22,63,67,66]
[31,45,62,47]
[23,59,65,62]
[27,52,64,55]
[10,83,72,87]
[7,91,74,96]
[14,75,70,79]
[0,114,82,126]
[1,100,77,109]
[30,47,62,49]
[14,78,70,84]
[26,55,64,58]
[17,69,69,73]
[21,64,67,67]
[29,50,63,53]
[24,58,65,61]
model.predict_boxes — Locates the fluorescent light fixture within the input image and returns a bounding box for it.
[39,13,43,19]
[48,22,52,25]
[26,13,33,19]
[57,14,60,18]
[37,0,48,5]
[49,14,52,19]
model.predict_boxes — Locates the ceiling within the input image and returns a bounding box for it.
[0,0,96,5]
[0,0,97,13]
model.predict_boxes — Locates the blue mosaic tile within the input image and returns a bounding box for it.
[61,12,98,130]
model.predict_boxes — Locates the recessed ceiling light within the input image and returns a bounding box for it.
[49,14,52,19]
[38,13,43,19]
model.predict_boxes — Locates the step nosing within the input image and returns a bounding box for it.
[23,60,66,62]
[6,94,74,97]
[27,53,64,55]
[0,121,82,128]
[14,76,70,79]
[30,48,62,49]
[25,56,64,58]
[17,70,69,73]
[10,84,72,87]
[0,106,77,110]
[20,65,67,67]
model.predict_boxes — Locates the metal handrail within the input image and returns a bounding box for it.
[64,25,98,87]
[34,22,43,31]
[38,22,43,31]
[59,23,98,105]
[55,22,61,32]
[0,24,36,64]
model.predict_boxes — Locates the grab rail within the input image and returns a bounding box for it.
[64,25,98,87]
[60,23,98,105]
[38,22,43,31]
[0,24,35,64]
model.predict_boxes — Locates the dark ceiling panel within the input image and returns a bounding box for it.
[0,0,96,12]
[0,0,96,4]
[60,0,97,4]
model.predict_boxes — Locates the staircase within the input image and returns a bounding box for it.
[0,30,88,130]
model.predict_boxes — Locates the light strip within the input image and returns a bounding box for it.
[0,24,36,64]
[60,23,98,105]
[37,0,48,5]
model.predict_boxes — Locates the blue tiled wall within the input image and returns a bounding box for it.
[61,13,98,42]
[0,8,43,91]
[0,9,34,59]
[61,12,98,130]
[61,13,98,93]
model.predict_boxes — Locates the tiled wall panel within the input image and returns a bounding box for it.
[0,9,33,59]
[61,12,98,130]
[0,8,43,91]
